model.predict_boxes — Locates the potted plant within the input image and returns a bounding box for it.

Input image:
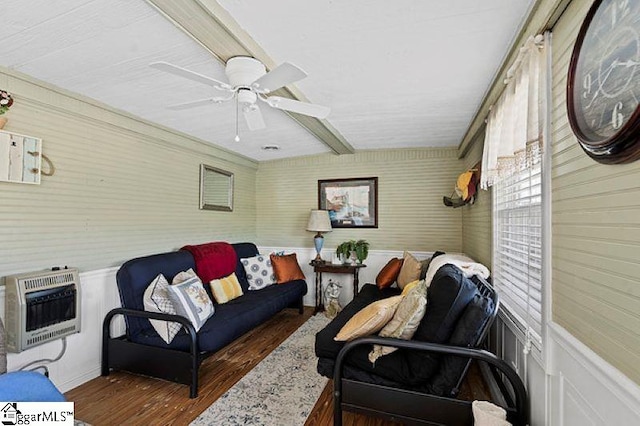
[336,239,370,264]
[336,240,355,264]
[354,239,370,264]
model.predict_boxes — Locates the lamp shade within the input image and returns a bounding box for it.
[306,210,332,233]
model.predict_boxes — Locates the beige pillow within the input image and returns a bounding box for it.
[334,296,403,342]
[369,280,428,363]
[397,251,422,289]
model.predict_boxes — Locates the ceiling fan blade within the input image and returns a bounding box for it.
[252,62,307,93]
[150,61,231,90]
[167,97,227,110]
[265,96,330,119]
[243,105,266,130]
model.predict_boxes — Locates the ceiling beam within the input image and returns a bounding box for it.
[146,0,354,155]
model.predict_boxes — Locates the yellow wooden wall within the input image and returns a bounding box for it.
[256,149,464,253]
[550,0,640,384]
[461,135,492,267]
[461,0,640,386]
[0,69,258,276]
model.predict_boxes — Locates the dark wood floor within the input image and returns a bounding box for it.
[66,307,489,425]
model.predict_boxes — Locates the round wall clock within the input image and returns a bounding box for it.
[567,0,640,164]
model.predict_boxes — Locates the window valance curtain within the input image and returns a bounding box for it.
[481,34,546,189]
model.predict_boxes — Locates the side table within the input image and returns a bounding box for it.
[310,262,366,314]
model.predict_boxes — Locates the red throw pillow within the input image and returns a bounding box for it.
[376,258,404,289]
[270,253,305,284]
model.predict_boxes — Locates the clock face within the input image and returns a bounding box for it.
[568,0,640,162]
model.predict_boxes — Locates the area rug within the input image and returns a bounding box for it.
[191,314,331,426]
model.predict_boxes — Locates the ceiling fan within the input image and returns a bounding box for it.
[150,56,330,139]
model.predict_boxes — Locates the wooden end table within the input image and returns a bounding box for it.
[310,261,366,314]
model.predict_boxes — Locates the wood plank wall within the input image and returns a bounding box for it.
[551,0,640,384]
[461,134,492,267]
[0,69,258,277]
[256,149,464,253]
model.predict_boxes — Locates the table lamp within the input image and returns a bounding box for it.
[306,209,332,263]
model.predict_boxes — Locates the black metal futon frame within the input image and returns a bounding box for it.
[332,275,528,425]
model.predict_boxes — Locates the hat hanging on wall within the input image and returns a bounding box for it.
[443,164,480,208]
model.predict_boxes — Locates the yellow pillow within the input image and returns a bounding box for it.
[334,296,403,341]
[401,279,421,296]
[210,273,243,304]
[397,251,422,289]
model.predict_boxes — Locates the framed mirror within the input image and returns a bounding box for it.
[200,164,233,211]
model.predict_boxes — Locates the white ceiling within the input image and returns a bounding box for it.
[0,0,533,161]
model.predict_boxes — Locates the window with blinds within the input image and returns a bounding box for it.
[493,160,542,347]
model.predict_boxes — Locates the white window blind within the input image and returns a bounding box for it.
[493,161,542,346]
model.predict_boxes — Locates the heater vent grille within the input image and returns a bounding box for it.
[27,326,78,347]
[23,272,75,290]
[4,268,81,352]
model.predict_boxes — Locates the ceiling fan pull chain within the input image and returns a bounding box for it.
[235,95,240,142]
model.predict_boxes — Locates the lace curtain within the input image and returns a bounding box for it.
[481,34,546,189]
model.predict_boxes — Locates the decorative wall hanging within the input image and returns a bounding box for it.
[0,89,14,130]
[443,166,480,208]
[318,177,378,228]
[0,130,42,184]
[566,0,640,164]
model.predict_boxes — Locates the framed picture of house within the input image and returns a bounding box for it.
[318,177,378,228]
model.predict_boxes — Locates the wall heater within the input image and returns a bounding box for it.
[4,267,81,353]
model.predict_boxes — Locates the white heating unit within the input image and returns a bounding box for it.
[4,267,81,352]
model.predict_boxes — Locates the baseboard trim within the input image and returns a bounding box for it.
[57,368,102,394]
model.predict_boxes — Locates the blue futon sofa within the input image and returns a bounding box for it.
[102,242,307,398]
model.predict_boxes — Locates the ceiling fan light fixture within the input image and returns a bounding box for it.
[151,56,331,134]
[237,88,257,105]
[225,56,266,87]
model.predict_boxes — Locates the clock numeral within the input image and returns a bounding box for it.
[612,101,625,129]
[583,73,592,98]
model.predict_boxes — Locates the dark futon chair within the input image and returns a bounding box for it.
[315,264,528,425]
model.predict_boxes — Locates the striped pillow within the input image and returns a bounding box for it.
[210,273,244,304]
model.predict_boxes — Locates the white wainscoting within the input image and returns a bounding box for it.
[1,247,403,393]
[259,246,435,308]
[1,247,425,393]
[491,313,640,426]
[547,322,640,426]
[489,312,548,425]
[1,267,122,393]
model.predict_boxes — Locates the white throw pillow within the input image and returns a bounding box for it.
[167,276,214,332]
[241,255,276,290]
[143,274,181,344]
[172,268,198,284]
[472,401,511,426]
